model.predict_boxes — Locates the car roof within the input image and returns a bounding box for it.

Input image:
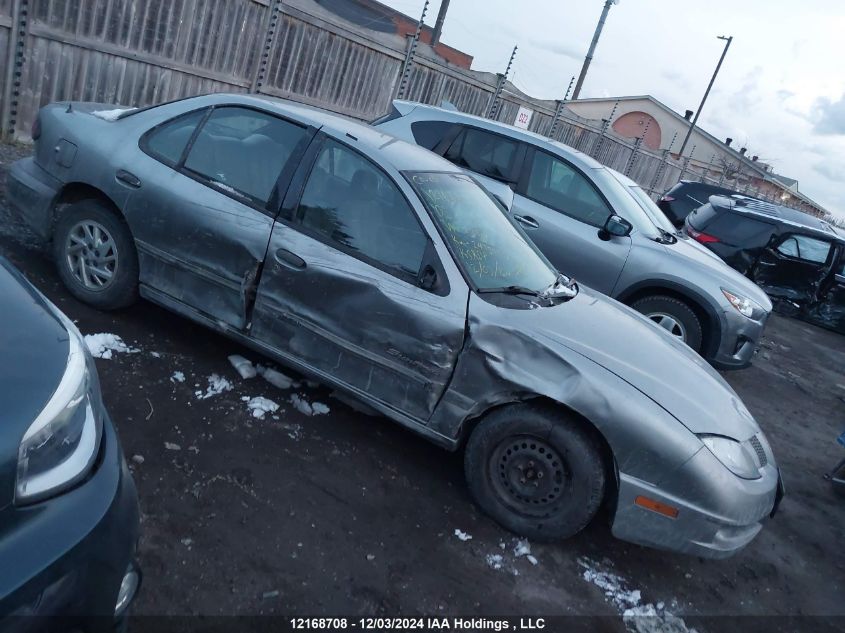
[395,100,605,172]
[710,194,843,241]
[195,93,464,174]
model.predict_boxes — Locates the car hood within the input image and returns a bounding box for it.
[661,236,772,309]
[479,286,760,440]
[0,258,70,508]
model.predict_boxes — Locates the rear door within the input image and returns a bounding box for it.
[251,135,467,421]
[511,146,630,293]
[751,232,835,303]
[126,105,312,329]
[806,245,845,333]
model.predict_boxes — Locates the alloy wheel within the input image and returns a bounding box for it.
[65,220,119,291]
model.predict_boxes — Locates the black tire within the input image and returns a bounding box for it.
[630,295,703,352]
[53,199,139,310]
[464,403,606,542]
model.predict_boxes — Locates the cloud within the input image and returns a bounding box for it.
[812,161,845,182]
[812,93,845,135]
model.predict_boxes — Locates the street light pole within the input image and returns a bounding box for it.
[431,0,450,47]
[571,0,619,101]
[678,35,733,157]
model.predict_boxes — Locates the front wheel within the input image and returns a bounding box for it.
[464,404,606,542]
[630,295,703,352]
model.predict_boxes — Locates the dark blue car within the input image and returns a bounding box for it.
[0,257,140,630]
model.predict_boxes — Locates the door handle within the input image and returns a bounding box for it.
[274,248,306,270]
[514,214,539,229]
[116,169,141,188]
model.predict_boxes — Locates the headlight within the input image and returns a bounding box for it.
[15,317,102,503]
[699,434,760,480]
[721,288,764,319]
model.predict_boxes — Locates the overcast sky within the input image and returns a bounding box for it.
[380,0,845,218]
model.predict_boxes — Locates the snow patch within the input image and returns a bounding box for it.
[454,529,473,542]
[170,371,185,383]
[228,354,257,379]
[91,107,136,121]
[578,558,696,633]
[246,396,279,419]
[84,333,140,359]
[195,374,233,399]
[289,393,330,416]
[486,554,504,570]
[258,365,298,390]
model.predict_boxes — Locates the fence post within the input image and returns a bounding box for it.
[591,99,618,161]
[548,75,574,139]
[251,0,284,94]
[395,0,429,100]
[681,144,696,180]
[649,130,676,194]
[487,45,517,119]
[2,0,29,139]
[623,116,650,176]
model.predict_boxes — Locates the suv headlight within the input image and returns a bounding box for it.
[722,288,765,319]
[15,317,102,503]
[699,434,760,479]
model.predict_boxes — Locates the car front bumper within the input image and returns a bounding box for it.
[0,411,141,632]
[611,446,781,559]
[6,157,62,243]
[709,307,769,370]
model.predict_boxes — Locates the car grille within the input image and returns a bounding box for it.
[748,435,768,467]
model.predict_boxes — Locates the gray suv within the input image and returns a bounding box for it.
[375,101,773,369]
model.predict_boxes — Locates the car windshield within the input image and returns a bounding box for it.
[407,172,559,292]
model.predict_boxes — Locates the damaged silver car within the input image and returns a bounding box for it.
[7,94,783,557]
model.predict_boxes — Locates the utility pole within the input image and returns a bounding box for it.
[487,45,517,118]
[431,0,450,48]
[571,0,619,100]
[396,0,429,100]
[678,35,732,157]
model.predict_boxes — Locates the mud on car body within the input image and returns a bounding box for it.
[686,195,845,335]
[7,93,782,557]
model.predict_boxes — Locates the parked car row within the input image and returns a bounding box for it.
[3,94,786,623]
[684,194,845,334]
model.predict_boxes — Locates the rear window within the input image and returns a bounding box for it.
[411,121,454,151]
[702,213,774,246]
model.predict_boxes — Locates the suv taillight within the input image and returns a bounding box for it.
[686,227,720,244]
[31,115,41,141]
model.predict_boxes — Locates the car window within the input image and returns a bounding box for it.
[444,127,518,181]
[705,214,774,246]
[777,234,831,264]
[409,171,558,291]
[143,109,207,166]
[525,150,612,227]
[298,139,428,279]
[183,106,307,205]
[411,121,454,151]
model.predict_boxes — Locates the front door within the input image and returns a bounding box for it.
[512,147,631,294]
[251,135,467,420]
[751,233,835,303]
[806,247,845,334]
[124,105,311,329]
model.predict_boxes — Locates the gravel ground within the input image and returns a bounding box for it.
[1,145,843,632]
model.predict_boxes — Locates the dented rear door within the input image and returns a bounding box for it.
[123,105,312,329]
[751,233,835,303]
[805,248,845,334]
[251,136,468,420]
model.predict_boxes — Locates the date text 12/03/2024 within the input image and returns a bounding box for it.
[289,617,547,630]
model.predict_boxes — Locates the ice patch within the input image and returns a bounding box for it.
[195,374,233,399]
[289,393,330,416]
[228,354,257,379]
[91,107,136,121]
[454,529,472,541]
[246,396,279,419]
[84,333,140,359]
[486,554,504,570]
[170,371,185,383]
[578,558,696,633]
[150,351,161,358]
[164,442,181,451]
[513,539,531,558]
[258,365,298,390]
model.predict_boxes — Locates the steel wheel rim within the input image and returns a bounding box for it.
[646,311,687,341]
[65,220,119,291]
[489,434,569,518]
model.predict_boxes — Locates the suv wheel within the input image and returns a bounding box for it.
[631,295,703,352]
[53,199,139,310]
[464,404,606,542]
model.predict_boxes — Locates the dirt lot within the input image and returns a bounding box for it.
[1,144,843,632]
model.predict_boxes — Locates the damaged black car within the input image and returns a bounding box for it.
[6,94,782,557]
[686,195,845,334]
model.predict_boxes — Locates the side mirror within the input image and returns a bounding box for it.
[419,264,438,291]
[599,215,633,240]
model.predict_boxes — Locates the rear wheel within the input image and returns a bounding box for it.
[464,404,606,542]
[53,199,139,310]
[630,295,703,352]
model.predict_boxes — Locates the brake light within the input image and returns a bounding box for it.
[31,115,41,141]
[686,227,720,244]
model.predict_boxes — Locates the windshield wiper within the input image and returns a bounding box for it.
[477,285,548,299]
[544,273,578,299]
[655,228,678,244]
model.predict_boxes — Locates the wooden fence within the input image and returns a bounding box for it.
[0,0,703,197]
